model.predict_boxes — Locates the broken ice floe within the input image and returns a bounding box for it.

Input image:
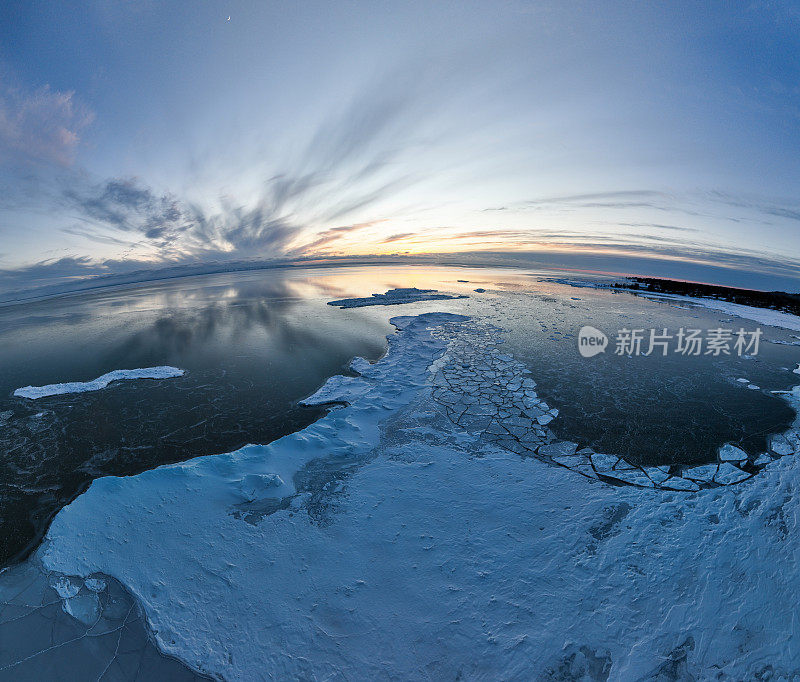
[769,433,794,456]
[327,287,468,308]
[719,444,748,462]
[428,318,800,491]
[13,366,185,399]
[714,463,752,485]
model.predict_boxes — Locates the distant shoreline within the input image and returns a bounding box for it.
[613,277,800,317]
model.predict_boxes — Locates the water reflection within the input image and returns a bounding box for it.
[0,265,798,568]
[0,270,392,567]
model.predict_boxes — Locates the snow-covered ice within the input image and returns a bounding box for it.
[0,561,202,679]
[635,292,800,332]
[719,443,748,462]
[25,310,800,679]
[548,275,800,333]
[13,366,185,399]
[327,287,468,307]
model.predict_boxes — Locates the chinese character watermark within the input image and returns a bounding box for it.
[578,326,762,357]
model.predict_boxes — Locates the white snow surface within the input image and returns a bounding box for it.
[37,313,800,680]
[636,292,800,331]
[328,287,468,308]
[13,366,185,399]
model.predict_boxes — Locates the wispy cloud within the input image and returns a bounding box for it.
[381,232,417,243]
[49,68,462,262]
[63,178,187,246]
[483,190,669,212]
[288,220,386,255]
[613,222,700,233]
[484,188,800,229]
[703,190,800,224]
[59,175,379,262]
[0,80,93,166]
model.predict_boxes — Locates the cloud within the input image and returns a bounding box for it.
[487,188,800,230]
[483,191,669,212]
[527,190,668,206]
[61,176,305,260]
[2,50,501,282]
[614,222,700,233]
[381,232,417,243]
[63,178,187,246]
[288,221,386,255]
[0,81,93,166]
[703,190,800,225]
[0,255,106,291]
[52,68,450,262]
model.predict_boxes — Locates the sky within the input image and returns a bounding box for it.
[1,0,800,295]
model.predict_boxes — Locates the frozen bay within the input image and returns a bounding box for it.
[1,265,799,679]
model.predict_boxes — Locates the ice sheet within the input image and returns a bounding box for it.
[635,292,800,331]
[328,287,467,308]
[31,312,800,680]
[13,367,185,399]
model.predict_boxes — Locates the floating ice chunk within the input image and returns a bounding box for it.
[793,363,800,375]
[768,433,794,457]
[473,288,486,293]
[785,430,800,451]
[536,414,554,425]
[736,378,750,383]
[538,441,578,459]
[601,468,654,487]
[328,287,468,308]
[753,453,772,466]
[610,458,638,471]
[590,452,618,472]
[714,463,751,485]
[644,466,671,485]
[661,477,700,491]
[50,574,80,599]
[719,444,748,463]
[747,384,760,390]
[683,464,717,482]
[14,366,185,399]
